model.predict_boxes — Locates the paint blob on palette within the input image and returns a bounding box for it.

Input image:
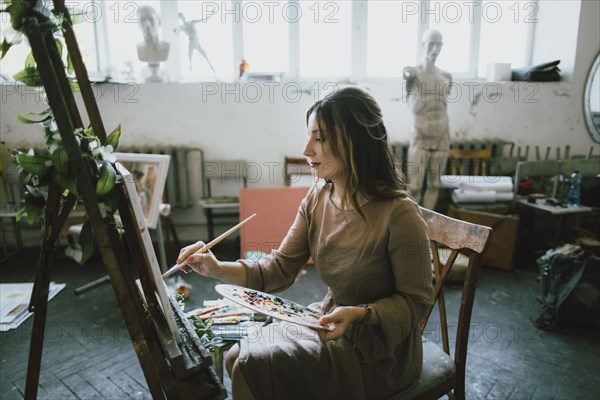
[215,284,331,330]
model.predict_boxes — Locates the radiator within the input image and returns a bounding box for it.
[119,146,204,208]
[392,139,521,177]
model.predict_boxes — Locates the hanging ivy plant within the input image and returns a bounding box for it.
[2,0,123,264]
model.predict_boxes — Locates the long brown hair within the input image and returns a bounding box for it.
[306,86,407,219]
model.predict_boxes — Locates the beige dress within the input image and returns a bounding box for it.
[238,182,433,399]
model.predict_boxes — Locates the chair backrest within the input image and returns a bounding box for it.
[284,156,312,186]
[202,159,248,198]
[562,157,600,178]
[419,207,492,398]
[513,159,562,197]
[448,148,493,176]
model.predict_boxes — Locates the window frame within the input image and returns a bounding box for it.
[1,0,539,83]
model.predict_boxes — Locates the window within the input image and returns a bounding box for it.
[0,0,544,83]
[367,1,418,78]
[71,9,99,73]
[365,0,539,79]
[428,1,473,74]
[478,0,531,75]
[242,0,289,74]
[298,1,352,77]
[0,1,98,80]
[101,1,162,79]
[0,30,31,81]
[177,0,234,82]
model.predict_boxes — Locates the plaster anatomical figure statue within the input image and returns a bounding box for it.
[174,12,217,75]
[403,29,452,210]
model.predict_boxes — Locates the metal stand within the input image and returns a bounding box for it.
[74,275,111,295]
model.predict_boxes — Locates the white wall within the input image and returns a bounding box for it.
[2,75,599,187]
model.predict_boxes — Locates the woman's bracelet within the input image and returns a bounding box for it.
[355,304,372,325]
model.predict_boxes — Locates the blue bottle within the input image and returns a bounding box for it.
[567,169,581,207]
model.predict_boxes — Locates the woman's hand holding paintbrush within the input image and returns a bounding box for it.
[162,213,257,279]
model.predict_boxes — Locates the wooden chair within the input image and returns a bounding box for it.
[284,156,312,186]
[513,160,562,198]
[448,148,493,176]
[198,159,248,240]
[396,207,492,400]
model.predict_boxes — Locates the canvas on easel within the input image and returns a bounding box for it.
[117,162,180,343]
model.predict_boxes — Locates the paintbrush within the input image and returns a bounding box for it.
[161,213,257,279]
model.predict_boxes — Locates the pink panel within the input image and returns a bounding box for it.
[239,187,310,259]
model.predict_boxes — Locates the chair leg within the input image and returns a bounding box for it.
[167,217,181,249]
[205,208,215,240]
[0,215,23,261]
[11,217,23,252]
[453,374,465,400]
[161,215,182,250]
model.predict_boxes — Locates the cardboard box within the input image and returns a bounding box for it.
[448,206,519,270]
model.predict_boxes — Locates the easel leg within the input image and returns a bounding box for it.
[24,248,52,398]
[24,182,68,398]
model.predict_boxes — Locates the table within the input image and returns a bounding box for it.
[515,199,592,216]
[515,198,592,257]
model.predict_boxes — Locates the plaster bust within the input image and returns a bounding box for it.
[136,5,170,63]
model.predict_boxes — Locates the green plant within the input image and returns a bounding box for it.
[2,0,123,264]
[176,294,220,349]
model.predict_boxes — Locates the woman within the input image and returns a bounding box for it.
[178,87,433,399]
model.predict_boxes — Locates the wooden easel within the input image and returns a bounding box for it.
[20,2,225,399]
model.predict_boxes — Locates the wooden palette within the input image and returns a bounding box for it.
[215,284,331,330]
